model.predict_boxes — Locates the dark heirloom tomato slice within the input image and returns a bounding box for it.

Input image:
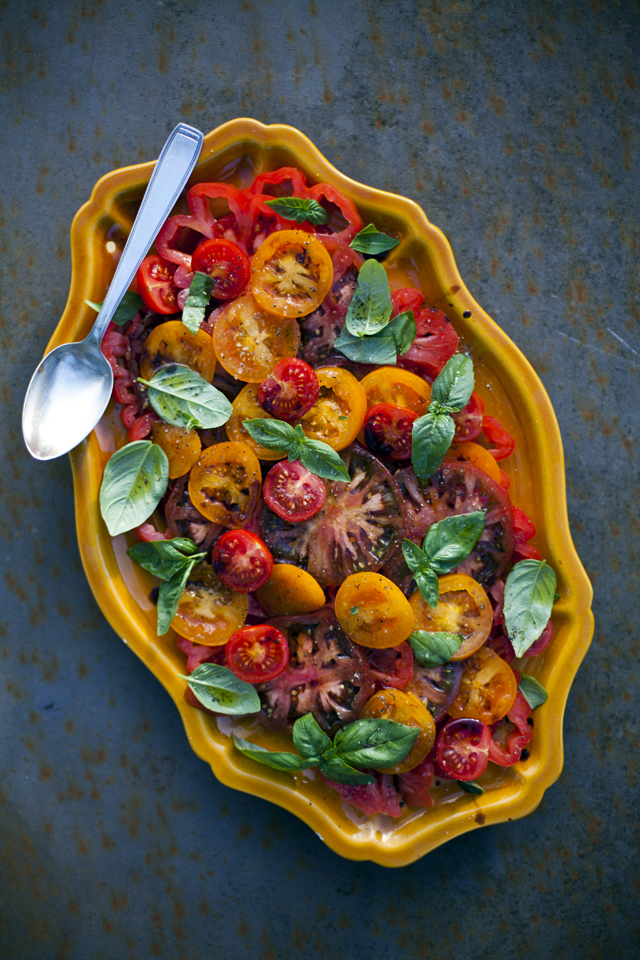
[259,445,406,588]
[211,529,273,593]
[263,460,327,522]
[436,718,492,781]
[363,403,418,460]
[298,267,358,368]
[365,642,414,691]
[404,661,463,722]
[225,624,289,683]
[398,307,459,380]
[257,610,374,734]
[191,238,251,300]
[257,357,319,421]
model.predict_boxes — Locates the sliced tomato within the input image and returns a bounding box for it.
[335,572,415,649]
[248,166,308,199]
[132,521,166,542]
[151,422,201,480]
[448,645,518,724]
[188,441,262,528]
[176,636,226,673]
[436,718,491,781]
[363,403,418,460]
[298,267,358,368]
[360,366,431,417]
[523,617,554,656]
[359,689,436,773]
[488,691,532,766]
[139,320,216,383]
[262,460,327,522]
[452,391,485,441]
[306,182,363,245]
[410,572,493,661]
[164,475,224,551]
[136,254,180,314]
[171,562,249,646]
[225,624,289,683]
[257,358,319,421]
[213,294,301,382]
[320,772,404,817]
[211,529,273,593]
[398,307,459,380]
[404,660,463,722]
[396,756,435,809]
[482,415,516,460]
[365,642,414,691]
[391,287,424,317]
[191,238,251,300]
[513,506,536,543]
[225,383,283,461]
[513,542,542,562]
[250,229,334,318]
[298,366,367,451]
[259,445,406,588]
[485,630,516,663]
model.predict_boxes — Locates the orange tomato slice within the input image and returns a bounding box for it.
[139,320,216,383]
[409,572,493,660]
[213,294,301,382]
[447,645,517,724]
[359,689,436,774]
[335,572,415,649]
[250,229,333,318]
[447,440,501,485]
[359,366,431,415]
[188,441,262,528]
[254,564,326,617]
[171,562,248,646]
[225,383,284,461]
[151,422,201,479]
[298,366,366,451]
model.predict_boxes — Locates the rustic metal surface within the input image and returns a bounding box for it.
[1,0,638,957]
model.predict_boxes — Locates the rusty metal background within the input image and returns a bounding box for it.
[1,0,638,957]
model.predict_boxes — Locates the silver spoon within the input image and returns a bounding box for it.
[22,122,204,461]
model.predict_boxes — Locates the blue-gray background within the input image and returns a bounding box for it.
[1,1,638,957]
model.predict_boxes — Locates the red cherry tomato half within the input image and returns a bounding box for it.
[436,717,492,781]
[513,506,536,543]
[398,307,459,380]
[191,238,251,300]
[211,529,274,593]
[365,642,414,691]
[136,254,180,314]
[523,617,554,656]
[391,287,424,317]
[257,358,319,421]
[488,691,532,766]
[363,403,418,460]
[263,460,327,522]
[482,415,516,460]
[452,391,485,442]
[225,624,290,683]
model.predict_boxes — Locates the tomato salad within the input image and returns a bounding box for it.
[98,167,557,818]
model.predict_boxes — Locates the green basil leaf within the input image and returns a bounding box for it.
[401,539,430,575]
[411,408,456,478]
[430,354,474,412]
[422,510,485,574]
[387,310,416,355]
[297,439,350,483]
[263,196,328,225]
[182,666,261,715]
[99,440,169,537]
[408,631,464,666]
[157,561,197,635]
[138,363,233,431]
[519,674,549,710]
[292,713,331,761]
[232,734,312,771]
[127,538,205,580]
[344,259,392,338]
[457,780,484,795]
[181,271,214,334]
[504,560,557,658]
[317,753,376,785]
[333,718,419,768]
[86,290,144,327]
[413,568,440,607]
[350,223,400,255]
[243,418,297,452]
[333,326,398,366]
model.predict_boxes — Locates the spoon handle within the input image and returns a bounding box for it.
[86,123,204,345]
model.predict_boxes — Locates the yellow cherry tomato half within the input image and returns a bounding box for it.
[139,320,216,383]
[409,572,493,661]
[359,689,436,774]
[359,366,431,416]
[254,564,326,617]
[151,422,202,479]
[213,294,301,382]
[298,366,367,451]
[171,562,248,646]
[225,383,284,461]
[188,441,262,528]
[447,440,501,486]
[335,572,415,649]
[447,645,518,724]
[250,229,333,318]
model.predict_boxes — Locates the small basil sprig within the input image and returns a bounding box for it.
[350,223,400,255]
[334,310,416,365]
[411,355,475,478]
[86,291,144,327]
[409,631,463,666]
[99,440,169,537]
[401,510,485,606]
[128,537,207,634]
[457,780,484,795]
[181,664,261,715]
[181,271,214,334]
[504,559,556,657]
[264,196,328,225]
[137,363,233,431]
[233,713,419,784]
[344,259,393,338]
[242,419,350,483]
[518,674,548,710]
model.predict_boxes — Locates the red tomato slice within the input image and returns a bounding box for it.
[482,415,516,460]
[513,506,536,543]
[191,238,251,300]
[225,624,289,683]
[391,287,424,317]
[513,542,542,562]
[488,691,532,766]
[257,358,319,421]
[365,642,414,691]
[306,182,363,245]
[136,254,180,314]
[320,772,404,817]
[452,391,485,441]
[396,756,435,809]
[211,529,274,593]
[176,636,226,673]
[262,460,327,522]
[523,618,554,656]
[363,403,418,460]
[398,307,459,380]
[436,718,492,781]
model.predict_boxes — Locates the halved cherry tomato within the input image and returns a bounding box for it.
[359,366,431,416]
[391,287,424,317]
[452,391,485,441]
[188,442,262,528]
[258,358,319,421]
[298,366,367,450]
[225,624,289,683]
[482,415,516,460]
[448,645,518,724]
[523,618,554,656]
[171,562,248,645]
[488,691,532,766]
[225,383,283,461]
[365,642,414,691]
[191,238,251,300]
[359,689,436,774]
[447,439,501,485]
[513,506,536,543]
[211,529,273,593]
[363,403,418,460]
[335,572,415,649]
[410,573,493,660]
[398,307,459,380]
[136,254,180,314]
[254,564,326,617]
[139,321,216,382]
[250,229,334,318]
[436,718,491,781]
[151,422,201,479]
[263,460,327,522]
[213,294,301,382]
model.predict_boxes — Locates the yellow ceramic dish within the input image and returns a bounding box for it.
[46,119,593,867]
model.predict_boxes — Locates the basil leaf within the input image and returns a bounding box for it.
[333,326,397,366]
[182,666,261,715]
[422,511,485,574]
[457,780,484,795]
[344,259,392,338]
[504,560,557,658]
[414,568,440,607]
[99,440,169,537]
[232,734,312,771]
[86,291,144,327]
[333,718,419,768]
[243,418,297,451]
[127,538,205,580]
[411,408,456,479]
[292,714,331,761]
[317,753,376,785]
[157,561,197,635]
[263,196,328,226]
[519,674,548,710]
[138,363,233,431]
[297,439,350,483]
[408,631,464,666]
[350,223,400,255]
[388,310,416,355]
[181,271,214,334]
[430,355,474,413]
